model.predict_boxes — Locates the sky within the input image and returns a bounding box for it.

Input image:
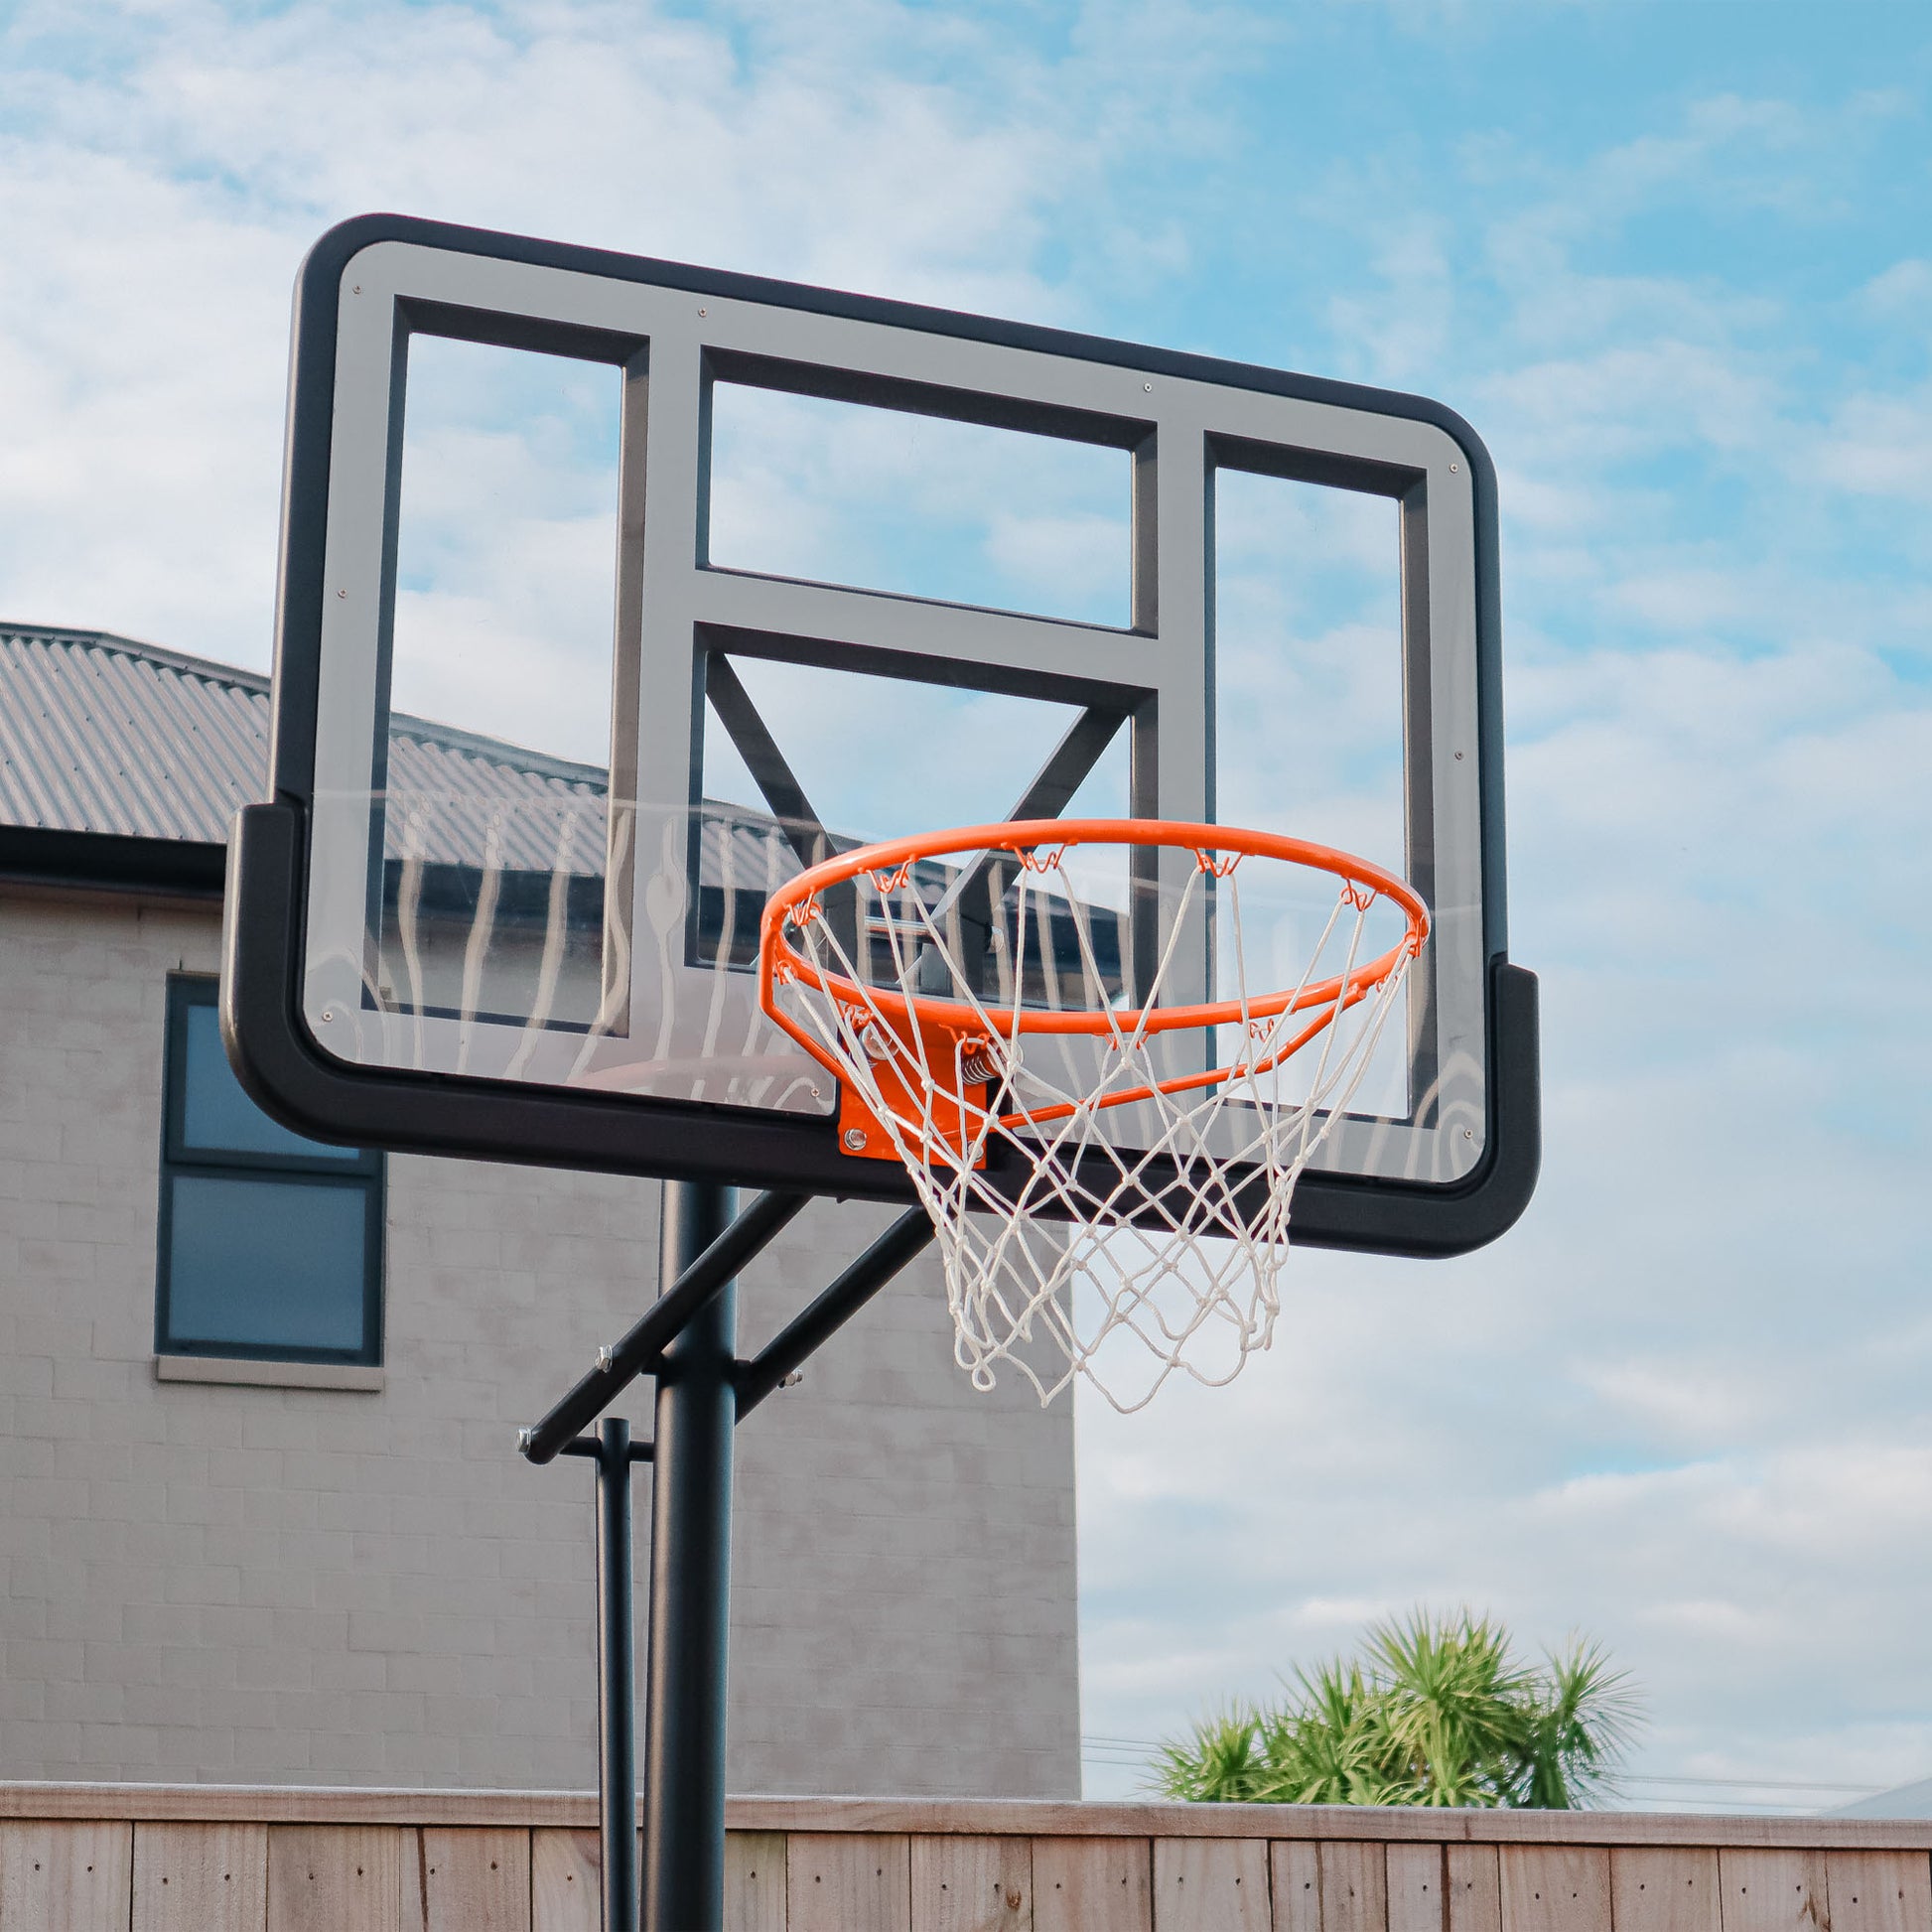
[3,0,1932,1812]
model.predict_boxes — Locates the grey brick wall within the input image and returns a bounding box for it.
[0,885,1079,1793]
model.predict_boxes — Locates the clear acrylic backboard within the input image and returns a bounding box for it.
[221,213,1537,1256]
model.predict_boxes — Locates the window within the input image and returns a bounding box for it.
[156,977,383,1365]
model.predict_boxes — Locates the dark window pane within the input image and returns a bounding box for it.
[165,1174,369,1354]
[180,1002,359,1161]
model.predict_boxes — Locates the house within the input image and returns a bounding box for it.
[0,622,1078,1793]
[1834,1777,1932,1818]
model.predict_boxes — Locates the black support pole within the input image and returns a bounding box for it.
[643,1179,740,1932]
[593,1417,638,1932]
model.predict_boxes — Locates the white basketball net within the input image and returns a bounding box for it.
[767,837,1420,1412]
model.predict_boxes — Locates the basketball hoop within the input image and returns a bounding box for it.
[759,818,1429,1412]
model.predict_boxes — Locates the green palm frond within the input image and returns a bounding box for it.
[1510,1636,1646,1809]
[1152,1607,1643,1810]
[1151,1707,1266,1803]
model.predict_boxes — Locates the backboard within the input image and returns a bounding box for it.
[222,212,1537,1256]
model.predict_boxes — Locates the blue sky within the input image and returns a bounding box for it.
[3,0,1931,1810]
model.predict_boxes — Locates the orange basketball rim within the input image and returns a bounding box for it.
[757,818,1431,1161]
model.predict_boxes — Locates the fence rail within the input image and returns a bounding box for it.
[0,1784,1920,1930]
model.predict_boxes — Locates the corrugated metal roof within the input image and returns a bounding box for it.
[0,625,271,841]
[0,623,844,895]
[0,623,612,857]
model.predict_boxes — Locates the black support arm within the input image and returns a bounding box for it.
[519,1187,809,1463]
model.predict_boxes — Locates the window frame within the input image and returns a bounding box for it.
[156,974,385,1366]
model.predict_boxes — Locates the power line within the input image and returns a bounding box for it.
[1078,1737,1888,1809]
[1624,1774,1883,1795]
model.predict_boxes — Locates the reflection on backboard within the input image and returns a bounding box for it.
[224,213,1537,1256]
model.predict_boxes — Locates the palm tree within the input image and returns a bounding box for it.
[1153,1608,1642,1809]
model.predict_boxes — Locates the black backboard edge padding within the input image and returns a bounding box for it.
[248,211,1525,1251]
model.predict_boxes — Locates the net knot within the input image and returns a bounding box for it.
[1194,848,1243,878]
[1340,880,1377,910]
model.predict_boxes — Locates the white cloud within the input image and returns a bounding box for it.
[1814,387,1932,505]
[0,0,1160,663]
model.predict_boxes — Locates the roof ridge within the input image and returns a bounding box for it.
[0,622,272,697]
[388,714,607,788]
[0,623,610,786]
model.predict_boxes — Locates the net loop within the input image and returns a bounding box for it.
[758,818,1430,1413]
[1017,844,1068,874]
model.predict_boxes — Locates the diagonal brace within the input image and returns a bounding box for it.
[940,706,1128,996]
[734,1207,936,1420]
[706,652,861,960]
[519,1187,809,1463]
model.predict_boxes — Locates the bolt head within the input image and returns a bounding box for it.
[843,1127,868,1152]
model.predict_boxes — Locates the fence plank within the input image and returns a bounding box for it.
[1274,1842,1323,1932]
[0,1819,133,1931]
[530,1830,597,1932]
[1719,1849,1830,1932]
[1499,1847,1610,1932]
[1388,1845,1445,1932]
[1153,1837,1269,1931]
[1447,1847,1500,1932]
[788,1832,911,1932]
[727,1830,788,1932]
[267,1824,402,1932]
[1827,1852,1932,1932]
[911,1835,1031,1931]
[1321,1841,1388,1932]
[406,1828,530,1932]
[1611,1848,1720,1932]
[1034,1837,1153,1932]
[133,1821,267,1932]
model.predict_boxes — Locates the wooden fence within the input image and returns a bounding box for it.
[0,1784,1919,1930]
